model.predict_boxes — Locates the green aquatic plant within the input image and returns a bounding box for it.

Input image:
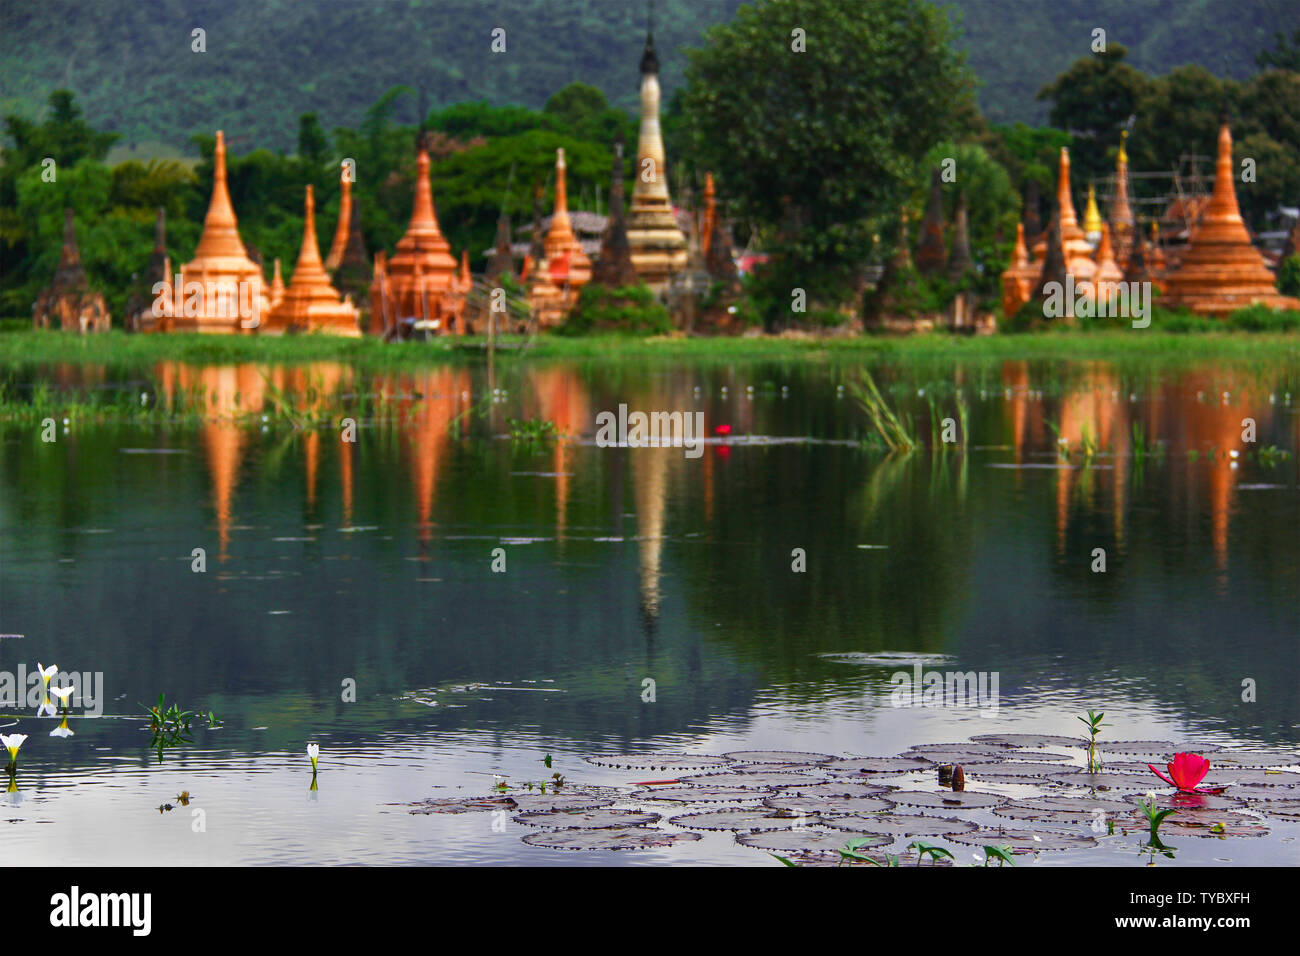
[141,693,211,761]
[838,837,889,865]
[770,853,799,867]
[1078,709,1108,772]
[508,417,561,447]
[1258,444,1290,466]
[848,370,916,453]
[907,840,954,866]
[981,845,1016,867]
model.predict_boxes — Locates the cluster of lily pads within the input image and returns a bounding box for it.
[403,731,1300,864]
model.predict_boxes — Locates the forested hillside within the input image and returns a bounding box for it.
[2,0,1295,154]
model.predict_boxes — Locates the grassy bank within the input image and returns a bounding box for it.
[3,323,1300,370]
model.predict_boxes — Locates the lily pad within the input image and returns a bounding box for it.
[737,829,892,855]
[763,793,894,815]
[1202,769,1300,787]
[507,792,621,812]
[825,813,977,836]
[1223,784,1300,802]
[944,829,1098,852]
[770,781,890,798]
[1123,792,1245,812]
[824,756,931,774]
[513,808,660,828]
[1102,740,1177,754]
[522,828,702,850]
[1050,771,1151,790]
[884,790,1007,809]
[1248,798,1300,819]
[584,753,732,771]
[1144,812,1269,838]
[904,749,1027,765]
[723,750,834,765]
[908,743,1014,758]
[680,771,823,789]
[966,761,1074,778]
[632,786,766,803]
[669,808,818,831]
[1213,751,1300,769]
[971,733,1086,748]
[993,796,1130,823]
[406,795,518,815]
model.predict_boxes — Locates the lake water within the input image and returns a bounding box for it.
[1,353,1297,865]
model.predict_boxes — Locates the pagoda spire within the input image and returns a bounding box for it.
[626,0,687,290]
[193,130,248,261]
[1083,182,1103,244]
[544,147,591,289]
[266,185,360,335]
[591,134,640,288]
[946,192,974,280]
[1056,147,1080,235]
[915,167,946,275]
[324,165,352,272]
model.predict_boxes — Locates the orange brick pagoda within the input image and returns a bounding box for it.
[33,209,110,333]
[1161,124,1300,316]
[529,148,591,327]
[264,185,360,336]
[368,141,465,335]
[175,131,269,333]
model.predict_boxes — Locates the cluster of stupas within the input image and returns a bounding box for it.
[1001,125,1299,320]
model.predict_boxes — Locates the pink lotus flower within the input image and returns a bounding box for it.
[1147,752,1224,794]
[715,424,731,435]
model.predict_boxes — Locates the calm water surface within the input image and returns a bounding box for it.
[2,354,1298,865]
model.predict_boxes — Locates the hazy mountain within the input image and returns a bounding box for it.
[1,0,1293,153]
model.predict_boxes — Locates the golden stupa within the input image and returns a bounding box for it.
[543,147,592,289]
[1161,124,1300,316]
[264,185,360,336]
[1033,148,1097,282]
[175,130,269,333]
[1083,183,1103,244]
[368,142,464,335]
[626,26,687,291]
[999,221,1038,317]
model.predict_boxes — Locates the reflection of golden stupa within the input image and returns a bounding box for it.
[1161,125,1300,316]
[633,445,668,621]
[264,186,360,336]
[369,144,465,335]
[176,131,269,333]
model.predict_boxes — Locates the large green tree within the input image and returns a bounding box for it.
[680,0,974,326]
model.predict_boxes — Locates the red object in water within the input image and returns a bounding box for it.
[714,424,731,435]
[715,446,730,459]
[1147,752,1224,794]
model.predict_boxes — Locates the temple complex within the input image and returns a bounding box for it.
[915,168,946,275]
[175,131,269,333]
[368,141,465,335]
[1161,124,1300,316]
[264,185,361,335]
[124,207,169,332]
[33,208,111,332]
[626,24,687,291]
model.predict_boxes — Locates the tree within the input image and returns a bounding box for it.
[1256,28,1300,71]
[681,0,974,326]
[1036,44,1152,186]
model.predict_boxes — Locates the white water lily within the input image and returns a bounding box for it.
[307,743,319,772]
[36,663,58,690]
[50,685,75,710]
[2,733,28,764]
[36,693,57,718]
